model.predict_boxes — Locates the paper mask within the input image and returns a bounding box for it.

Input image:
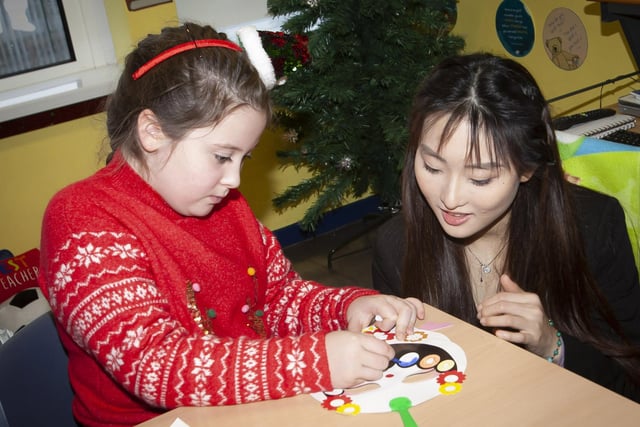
[311,326,467,418]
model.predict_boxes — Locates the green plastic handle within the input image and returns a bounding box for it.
[389,397,418,427]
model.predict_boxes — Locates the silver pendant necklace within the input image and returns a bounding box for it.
[466,243,507,283]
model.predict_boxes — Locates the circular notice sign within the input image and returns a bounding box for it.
[495,0,535,57]
[543,8,588,70]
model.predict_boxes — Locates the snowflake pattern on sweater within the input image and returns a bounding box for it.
[38,155,377,427]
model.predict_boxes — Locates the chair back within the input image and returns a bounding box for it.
[0,311,77,427]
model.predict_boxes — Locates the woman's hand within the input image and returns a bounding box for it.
[346,295,425,341]
[476,274,559,359]
[325,330,394,389]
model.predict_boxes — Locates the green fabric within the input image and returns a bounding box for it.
[557,132,640,269]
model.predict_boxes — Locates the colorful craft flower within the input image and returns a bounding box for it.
[438,382,462,395]
[321,394,352,410]
[361,325,395,340]
[336,402,360,415]
[375,330,395,341]
[362,325,377,335]
[405,330,429,342]
[437,370,466,385]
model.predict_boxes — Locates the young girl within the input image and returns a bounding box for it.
[38,23,423,426]
[372,53,640,401]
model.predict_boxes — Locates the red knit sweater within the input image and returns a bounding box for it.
[38,154,377,427]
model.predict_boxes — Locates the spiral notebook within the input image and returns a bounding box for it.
[565,114,637,139]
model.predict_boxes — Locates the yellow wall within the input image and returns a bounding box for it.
[455,0,637,116]
[1,0,637,254]
[0,2,175,255]
[0,1,313,254]
[0,116,107,255]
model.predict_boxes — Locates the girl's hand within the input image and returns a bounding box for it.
[476,274,559,359]
[325,330,395,389]
[346,295,425,341]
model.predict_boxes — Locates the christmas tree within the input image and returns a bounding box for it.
[265,0,465,230]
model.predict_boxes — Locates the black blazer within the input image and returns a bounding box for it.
[372,185,640,402]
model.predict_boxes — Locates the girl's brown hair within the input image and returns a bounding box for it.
[104,23,272,170]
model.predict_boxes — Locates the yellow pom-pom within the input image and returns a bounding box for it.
[247,267,256,276]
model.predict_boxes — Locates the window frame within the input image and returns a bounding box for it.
[0,0,118,122]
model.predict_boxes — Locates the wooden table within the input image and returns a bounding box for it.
[136,304,640,427]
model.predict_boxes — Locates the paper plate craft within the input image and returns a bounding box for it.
[311,326,467,420]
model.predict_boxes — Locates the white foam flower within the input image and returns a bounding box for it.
[237,25,277,90]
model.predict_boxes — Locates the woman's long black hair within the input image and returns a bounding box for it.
[401,53,640,384]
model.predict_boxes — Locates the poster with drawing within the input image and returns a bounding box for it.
[543,8,588,71]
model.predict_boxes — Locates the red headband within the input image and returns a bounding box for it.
[132,39,243,80]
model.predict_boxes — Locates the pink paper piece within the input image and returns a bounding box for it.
[419,321,452,331]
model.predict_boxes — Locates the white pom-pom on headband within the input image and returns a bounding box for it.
[131,25,277,90]
[236,26,277,90]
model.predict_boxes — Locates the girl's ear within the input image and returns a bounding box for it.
[137,109,167,153]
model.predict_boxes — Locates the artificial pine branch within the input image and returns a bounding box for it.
[266,0,464,230]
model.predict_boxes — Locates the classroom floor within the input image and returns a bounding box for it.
[282,219,381,289]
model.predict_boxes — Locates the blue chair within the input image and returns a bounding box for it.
[0,311,78,427]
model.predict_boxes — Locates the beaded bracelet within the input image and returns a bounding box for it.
[546,319,563,363]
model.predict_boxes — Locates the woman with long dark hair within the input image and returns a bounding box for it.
[372,52,640,401]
